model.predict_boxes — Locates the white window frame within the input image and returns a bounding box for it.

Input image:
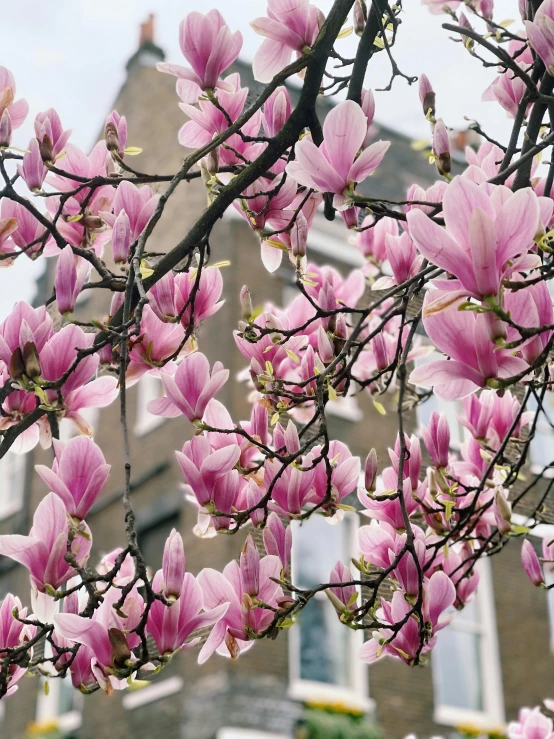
[134,373,165,437]
[0,450,26,520]
[528,393,554,477]
[432,558,505,731]
[288,512,372,713]
[122,676,184,710]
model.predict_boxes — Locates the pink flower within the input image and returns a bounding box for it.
[432,119,451,176]
[0,67,29,136]
[102,180,159,243]
[161,529,186,600]
[34,109,71,163]
[251,0,323,82]
[407,176,541,301]
[262,86,292,138]
[311,439,361,510]
[286,100,390,210]
[525,1,554,75]
[148,351,228,423]
[0,301,54,371]
[508,706,554,739]
[0,594,36,697]
[148,267,224,331]
[176,435,241,509]
[0,492,92,593]
[419,73,435,118]
[372,231,424,290]
[97,548,136,587]
[111,209,131,265]
[197,538,283,662]
[127,305,186,383]
[104,110,127,157]
[0,216,17,267]
[329,561,357,613]
[409,292,530,400]
[356,215,399,265]
[54,586,144,693]
[35,437,110,520]
[157,10,243,104]
[421,412,450,468]
[360,571,455,665]
[18,139,47,192]
[54,245,89,315]
[504,279,554,364]
[263,512,292,578]
[358,469,419,530]
[522,539,545,586]
[1,199,47,259]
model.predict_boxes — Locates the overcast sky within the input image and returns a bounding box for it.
[0,0,519,319]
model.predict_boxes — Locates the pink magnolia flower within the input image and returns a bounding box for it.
[127,304,186,383]
[405,180,447,215]
[0,492,92,593]
[148,351,228,423]
[421,412,450,468]
[0,301,54,370]
[409,292,530,400]
[372,231,424,290]
[0,594,36,697]
[148,267,224,331]
[97,548,136,588]
[34,109,71,163]
[176,435,241,509]
[0,67,29,137]
[54,245,89,315]
[18,139,47,192]
[262,86,292,138]
[111,209,131,265]
[311,439,361,510]
[419,73,435,118]
[356,215,399,265]
[251,0,323,82]
[522,540,545,586]
[358,466,419,530]
[102,180,159,243]
[197,537,283,662]
[35,437,110,520]
[263,512,292,578]
[54,586,144,693]
[286,100,390,211]
[329,560,358,614]
[157,10,243,104]
[483,65,531,118]
[508,706,554,739]
[441,544,480,608]
[104,110,127,157]
[407,176,541,301]
[147,531,229,656]
[525,1,554,75]
[432,119,451,176]
[1,199,47,259]
[504,279,554,364]
[360,571,455,665]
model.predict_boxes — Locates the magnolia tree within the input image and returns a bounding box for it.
[0,0,553,711]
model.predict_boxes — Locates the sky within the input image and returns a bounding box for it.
[0,0,519,319]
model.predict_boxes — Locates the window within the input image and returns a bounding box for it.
[0,450,26,519]
[432,559,504,730]
[288,514,371,712]
[134,373,164,437]
[528,392,554,477]
[415,352,465,449]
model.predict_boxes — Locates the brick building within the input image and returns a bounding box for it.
[1,19,554,739]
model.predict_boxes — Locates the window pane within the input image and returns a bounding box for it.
[293,516,353,688]
[294,516,349,589]
[433,625,483,711]
[298,598,350,687]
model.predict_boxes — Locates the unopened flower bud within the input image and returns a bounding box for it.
[105,122,119,153]
[317,325,334,364]
[240,285,253,321]
[23,341,41,379]
[354,0,367,36]
[8,347,25,380]
[494,489,512,534]
[418,74,435,121]
[364,448,378,492]
[0,110,12,148]
[108,627,132,669]
[433,119,451,176]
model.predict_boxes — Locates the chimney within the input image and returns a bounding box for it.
[126,13,165,72]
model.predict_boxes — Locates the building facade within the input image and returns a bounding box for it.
[1,22,554,739]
